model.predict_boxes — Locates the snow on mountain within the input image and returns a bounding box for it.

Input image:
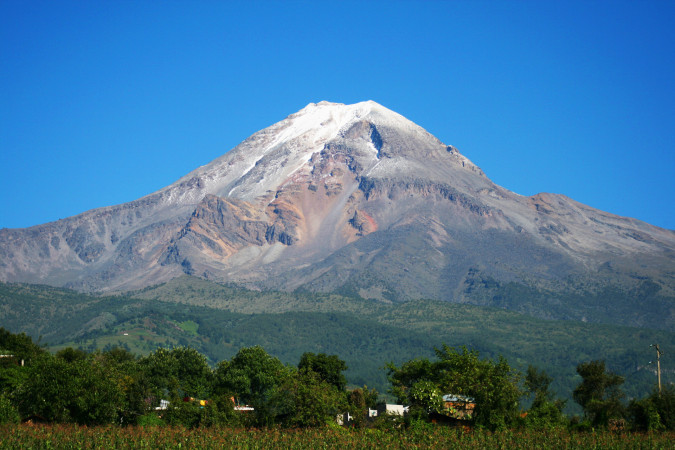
[151,100,483,208]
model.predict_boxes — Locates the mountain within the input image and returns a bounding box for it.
[1,101,674,328]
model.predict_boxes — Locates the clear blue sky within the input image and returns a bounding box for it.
[1,1,674,230]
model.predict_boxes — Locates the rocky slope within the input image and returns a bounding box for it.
[1,101,673,327]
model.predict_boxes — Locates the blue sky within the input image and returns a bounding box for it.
[1,1,674,230]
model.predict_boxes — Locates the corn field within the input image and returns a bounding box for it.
[1,425,674,449]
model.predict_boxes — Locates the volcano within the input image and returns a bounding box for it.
[1,101,673,327]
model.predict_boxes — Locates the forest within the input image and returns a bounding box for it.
[0,327,673,434]
[2,278,674,412]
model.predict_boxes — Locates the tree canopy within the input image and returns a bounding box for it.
[573,360,625,427]
[298,352,348,391]
[1,328,673,432]
[387,345,522,430]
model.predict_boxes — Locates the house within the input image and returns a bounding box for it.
[376,403,409,416]
[440,394,475,420]
[337,404,409,426]
[426,394,477,426]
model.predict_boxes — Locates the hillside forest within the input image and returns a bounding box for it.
[0,326,673,433]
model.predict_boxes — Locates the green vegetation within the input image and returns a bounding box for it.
[177,320,199,335]
[0,326,674,444]
[573,360,626,428]
[522,365,567,429]
[0,331,361,429]
[1,277,673,412]
[387,345,522,430]
[1,425,674,449]
[460,271,674,330]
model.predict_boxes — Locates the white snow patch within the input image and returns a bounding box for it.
[288,152,314,177]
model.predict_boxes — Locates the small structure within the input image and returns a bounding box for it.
[230,397,254,412]
[233,405,254,412]
[0,353,24,366]
[376,403,409,416]
[336,412,352,426]
[338,404,409,426]
[155,399,170,411]
[440,394,475,420]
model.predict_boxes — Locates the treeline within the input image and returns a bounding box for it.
[389,345,673,431]
[3,279,674,408]
[0,328,672,431]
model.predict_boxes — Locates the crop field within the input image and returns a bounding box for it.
[1,425,674,449]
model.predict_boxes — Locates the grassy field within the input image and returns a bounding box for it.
[1,424,673,449]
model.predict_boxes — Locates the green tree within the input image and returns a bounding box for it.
[140,347,213,401]
[55,347,88,363]
[525,365,553,408]
[0,330,45,421]
[408,380,443,415]
[18,353,124,425]
[272,369,347,427]
[346,385,379,427]
[298,352,348,391]
[628,395,664,431]
[523,365,566,428]
[19,355,78,422]
[347,385,378,410]
[628,384,675,431]
[0,363,28,401]
[213,346,291,426]
[573,360,625,427]
[0,393,19,424]
[387,357,435,404]
[387,345,521,430]
[652,384,675,430]
[98,347,151,425]
[70,357,125,425]
[0,327,45,363]
[100,346,137,366]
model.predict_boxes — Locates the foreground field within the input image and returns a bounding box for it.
[1,425,674,449]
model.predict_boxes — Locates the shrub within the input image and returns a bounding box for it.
[136,412,164,427]
[0,394,19,424]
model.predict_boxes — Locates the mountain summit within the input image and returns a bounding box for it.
[1,101,673,328]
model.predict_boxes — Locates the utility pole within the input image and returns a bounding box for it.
[650,344,663,395]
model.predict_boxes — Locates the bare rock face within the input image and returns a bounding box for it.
[160,194,301,275]
[1,100,674,328]
[349,210,377,235]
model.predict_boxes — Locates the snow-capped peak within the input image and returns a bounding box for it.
[156,100,462,205]
[291,100,412,131]
[279,100,381,144]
